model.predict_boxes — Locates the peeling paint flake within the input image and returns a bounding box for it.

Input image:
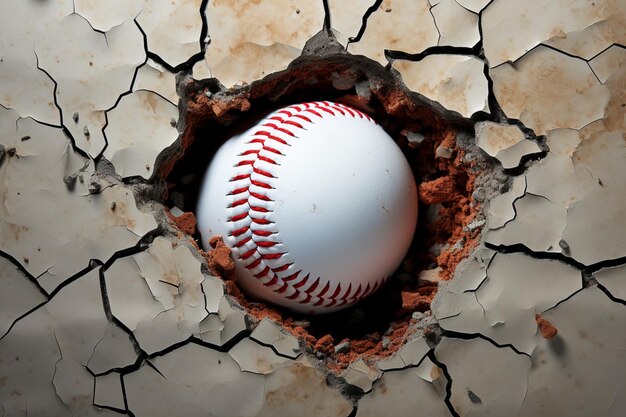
[476,122,541,169]
[327,0,379,46]
[124,343,265,416]
[594,265,626,301]
[491,46,610,136]
[357,357,450,417]
[203,0,325,87]
[434,253,581,354]
[520,287,626,417]
[35,15,145,157]
[431,0,480,47]
[250,317,301,359]
[589,45,626,84]
[393,55,488,117]
[0,110,156,293]
[229,338,293,374]
[105,237,210,354]
[435,337,531,417]
[104,90,179,179]
[482,0,616,67]
[347,0,439,65]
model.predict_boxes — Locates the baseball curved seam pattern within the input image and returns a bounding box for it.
[225,101,389,309]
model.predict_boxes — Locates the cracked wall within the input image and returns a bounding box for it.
[1,0,625,416]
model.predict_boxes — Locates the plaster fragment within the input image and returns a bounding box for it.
[545,128,582,156]
[104,90,178,179]
[482,0,615,67]
[476,122,541,169]
[203,0,324,87]
[35,15,145,157]
[594,265,626,301]
[229,338,293,374]
[250,318,301,359]
[94,372,126,411]
[347,0,439,65]
[356,358,450,417]
[435,337,531,417]
[393,55,488,117]
[433,253,581,354]
[199,297,246,347]
[0,256,46,337]
[491,46,610,136]
[520,287,626,417]
[124,343,265,417]
[431,0,480,47]
[136,0,207,68]
[342,358,382,393]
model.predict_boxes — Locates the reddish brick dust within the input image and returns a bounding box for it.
[535,314,558,339]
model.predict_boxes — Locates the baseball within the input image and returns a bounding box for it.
[197,101,417,314]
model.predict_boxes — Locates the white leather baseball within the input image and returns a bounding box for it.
[197,101,418,314]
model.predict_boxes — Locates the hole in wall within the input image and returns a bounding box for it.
[158,53,485,371]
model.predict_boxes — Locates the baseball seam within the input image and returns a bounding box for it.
[225,101,388,309]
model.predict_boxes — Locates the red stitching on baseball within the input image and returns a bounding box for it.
[224,101,387,309]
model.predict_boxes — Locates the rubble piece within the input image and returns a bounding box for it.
[589,45,626,84]
[347,0,439,65]
[561,130,626,265]
[433,253,581,354]
[94,372,126,411]
[535,314,558,339]
[476,122,541,169]
[250,317,301,359]
[133,59,179,105]
[431,0,480,47]
[255,358,353,417]
[594,265,626,301]
[35,15,145,156]
[377,337,431,371]
[0,111,156,293]
[203,0,325,87]
[327,0,379,46]
[136,0,207,68]
[229,338,293,374]
[435,337,531,416]
[342,358,382,392]
[393,55,488,118]
[124,343,265,417]
[482,0,615,67]
[87,323,138,374]
[356,357,450,417]
[0,256,46,337]
[104,90,179,179]
[520,287,626,417]
[106,238,209,354]
[491,46,609,136]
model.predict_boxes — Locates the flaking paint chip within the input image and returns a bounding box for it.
[476,122,541,169]
[250,317,301,359]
